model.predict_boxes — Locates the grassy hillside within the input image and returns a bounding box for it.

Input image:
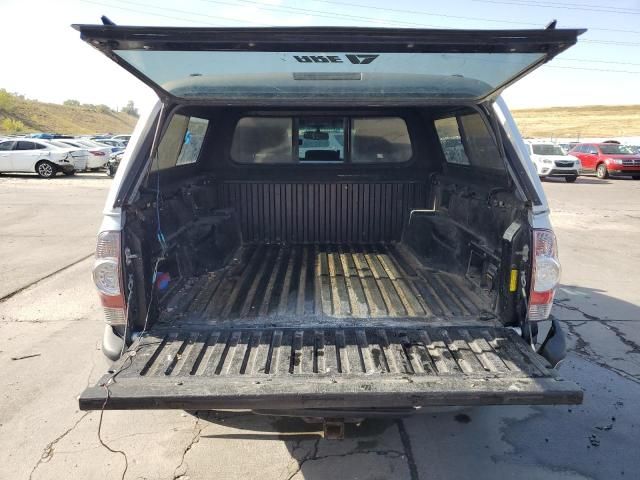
[0,91,137,135]
[512,104,640,138]
[1,89,638,139]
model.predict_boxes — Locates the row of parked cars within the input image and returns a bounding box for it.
[525,140,640,182]
[0,133,130,178]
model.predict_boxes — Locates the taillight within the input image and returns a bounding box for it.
[91,150,106,156]
[93,231,126,326]
[528,229,561,321]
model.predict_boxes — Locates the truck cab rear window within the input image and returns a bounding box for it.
[231,116,411,164]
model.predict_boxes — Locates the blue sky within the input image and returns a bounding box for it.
[1,0,639,112]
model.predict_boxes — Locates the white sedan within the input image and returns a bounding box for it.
[0,138,88,177]
[54,139,110,170]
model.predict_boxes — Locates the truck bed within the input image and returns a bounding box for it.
[157,243,492,328]
[80,243,582,411]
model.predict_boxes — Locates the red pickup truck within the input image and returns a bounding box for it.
[569,143,640,179]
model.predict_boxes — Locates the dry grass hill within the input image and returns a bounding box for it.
[512,104,640,138]
[1,89,638,140]
[0,91,136,135]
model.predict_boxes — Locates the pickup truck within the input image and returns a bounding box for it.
[78,24,584,426]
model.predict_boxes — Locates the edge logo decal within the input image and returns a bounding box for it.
[293,54,379,64]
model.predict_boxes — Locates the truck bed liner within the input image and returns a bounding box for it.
[80,325,582,410]
[159,243,491,326]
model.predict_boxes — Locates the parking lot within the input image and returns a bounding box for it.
[1,173,639,480]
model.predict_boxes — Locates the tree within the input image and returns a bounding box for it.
[0,89,14,112]
[1,118,25,133]
[122,100,139,118]
[63,99,81,107]
[97,104,112,114]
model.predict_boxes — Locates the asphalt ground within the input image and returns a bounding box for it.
[0,172,638,480]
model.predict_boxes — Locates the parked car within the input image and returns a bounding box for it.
[54,139,110,170]
[96,138,126,153]
[557,143,573,154]
[106,150,123,177]
[0,138,87,177]
[569,143,640,179]
[77,24,584,424]
[45,140,89,171]
[524,141,581,182]
[110,134,131,145]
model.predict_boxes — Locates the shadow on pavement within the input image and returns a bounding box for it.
[554,283,640,322]
[0,172,110,180]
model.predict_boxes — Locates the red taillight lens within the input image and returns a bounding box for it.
[91,150,106,156]
[528,229,561,321]
[93,231,126,326]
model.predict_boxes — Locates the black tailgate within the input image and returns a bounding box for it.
[80,326,582,410]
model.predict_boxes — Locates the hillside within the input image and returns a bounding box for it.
[0,92,137,135]
[512,104,640,138]
[2,90,638,140]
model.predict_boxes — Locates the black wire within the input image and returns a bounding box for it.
[98,387,128,480]
[472,0,640,15]
[97,354,136,480]
[307,0,640,34]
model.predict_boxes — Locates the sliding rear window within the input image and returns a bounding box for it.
[231,116,411,164]
[157,114,209,169]
[435,112,503,171]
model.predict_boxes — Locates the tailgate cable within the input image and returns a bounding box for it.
[95,273,135,480]
[96,267,159,480]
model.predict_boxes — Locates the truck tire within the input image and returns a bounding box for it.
[632,175,640,180]
[596,163,609,179]
[565,176,577,183]
[35,161,56,178]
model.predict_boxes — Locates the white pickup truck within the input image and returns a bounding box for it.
[77,24,584,427]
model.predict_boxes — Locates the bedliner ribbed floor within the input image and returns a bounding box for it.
[159,243,491,325]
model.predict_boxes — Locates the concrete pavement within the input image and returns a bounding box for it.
[0,174,639,480]
[0,173,110,299]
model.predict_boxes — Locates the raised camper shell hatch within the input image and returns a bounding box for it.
[72,25,585,104]
[76,25,584,411]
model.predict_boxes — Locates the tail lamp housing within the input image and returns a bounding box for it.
[528,229,561,321]
[93,231,127,326]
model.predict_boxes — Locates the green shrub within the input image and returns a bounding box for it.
[97,104,112,114]
[63,99,81,107]
[1,118,25,133]
[0,89,14,112]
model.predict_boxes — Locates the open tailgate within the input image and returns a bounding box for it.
[80,326,582,410]
[73,25,584,104]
